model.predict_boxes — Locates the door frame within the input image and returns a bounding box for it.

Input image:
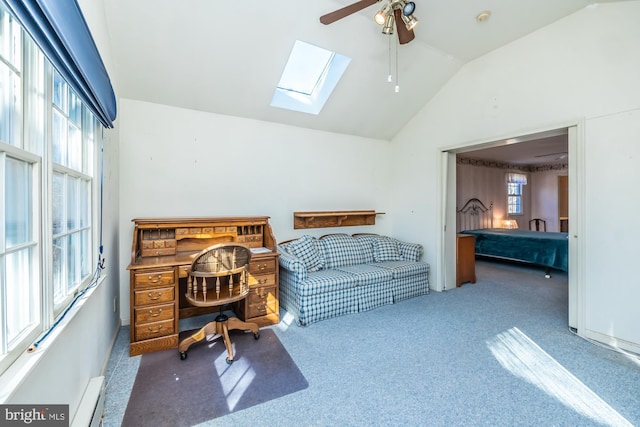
[436,121,585,332]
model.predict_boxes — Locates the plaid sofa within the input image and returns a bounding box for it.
[278,233,429,326]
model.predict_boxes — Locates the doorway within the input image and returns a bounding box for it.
[439,125,581,330]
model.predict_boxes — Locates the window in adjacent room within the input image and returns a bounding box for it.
[271,40,350,115]
[507,173,527,215]
[507,182,522,214]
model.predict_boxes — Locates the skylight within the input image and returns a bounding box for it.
[271,40,350,115]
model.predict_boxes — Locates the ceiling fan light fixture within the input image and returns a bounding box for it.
[374,4,391,25]
[401,13,418,31]
[402,1,416,16]
[382,13,395,34]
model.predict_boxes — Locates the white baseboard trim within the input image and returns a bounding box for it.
[582,329,640,358]
[71,376,105,427]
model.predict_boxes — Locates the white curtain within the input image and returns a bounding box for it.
[507,172,528,185]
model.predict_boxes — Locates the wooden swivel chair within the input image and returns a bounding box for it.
[178,243,259,363]
[529,218,547,231]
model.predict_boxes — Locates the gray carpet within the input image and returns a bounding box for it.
[104,260,640,427]
[121,329,308,427]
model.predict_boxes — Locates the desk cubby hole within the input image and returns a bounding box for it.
[237,225,264,248]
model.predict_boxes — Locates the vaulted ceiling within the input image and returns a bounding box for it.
[102,0,623,142]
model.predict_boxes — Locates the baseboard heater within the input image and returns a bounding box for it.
[71,376,105,427]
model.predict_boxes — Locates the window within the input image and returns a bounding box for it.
[0,4,101,375]
[2,154,40,360]
[507,182,523,214]
[51,71,95,313]
[0,6,22,146]
[271,40,351,115]
[507,173,527,215]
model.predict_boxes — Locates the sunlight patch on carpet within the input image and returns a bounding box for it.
[215,352,257,411]
[487,327,632,427]
[277,311,295,332]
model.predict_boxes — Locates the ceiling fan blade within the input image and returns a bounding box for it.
[534,152,568,158]
[320,0,381,25]
[394,9,415,44]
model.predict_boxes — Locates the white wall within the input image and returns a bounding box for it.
[117,99,394,324]
[6,0,122,421]
[391,1,640,350]
[584,110,640,346]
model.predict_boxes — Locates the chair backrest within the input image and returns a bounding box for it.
[190,243,252,274]
[529,218,547,232]
[186,243,252,306]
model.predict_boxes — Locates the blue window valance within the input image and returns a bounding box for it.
[1,0,117,128]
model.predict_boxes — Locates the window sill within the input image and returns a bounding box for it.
[0,274,107,403]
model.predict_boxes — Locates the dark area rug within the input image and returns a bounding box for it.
[122,328,308,427]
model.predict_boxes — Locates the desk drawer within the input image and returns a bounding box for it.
[141,247,177,257]
[134,269,175,288]
[249,273,275,287]
[135,319,174,341]
[249,259,276,275]
[178,265,194,279]
[134,286,175,306]
[246,285,277,318]
[141,239,176,249]
[135,303,174,324]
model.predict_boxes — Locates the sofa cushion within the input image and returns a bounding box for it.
[372,260,429,280]
[299,269,358,297]
[373,237,403,262]
[286,235,325,272]
[398,241,423,262]
[351,234,377,263]
[318,234,369,268]
[334,264,393,287]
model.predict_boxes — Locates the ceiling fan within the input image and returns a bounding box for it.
[535,152,568,160]
[320,0,419,45]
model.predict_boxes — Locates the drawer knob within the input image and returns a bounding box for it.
[148,325,163,332]
[148,274,162,283]
[148,292,162,300]
[148,308,163,317]
[258,278,267,284]
[258,264,266,271]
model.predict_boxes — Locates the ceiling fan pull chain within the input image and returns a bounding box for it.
[388,33,393,83]
[395,35,400,93]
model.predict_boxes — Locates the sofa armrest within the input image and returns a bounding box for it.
[277,245,308,282]
[397,241,423,262]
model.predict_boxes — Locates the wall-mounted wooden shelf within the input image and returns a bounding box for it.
[293,210,384,229]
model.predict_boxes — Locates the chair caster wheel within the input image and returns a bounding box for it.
[254,333,260,340]
[226,357,233,365]
[180,352,187,360]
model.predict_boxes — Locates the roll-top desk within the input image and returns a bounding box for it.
[127,216,279,356]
